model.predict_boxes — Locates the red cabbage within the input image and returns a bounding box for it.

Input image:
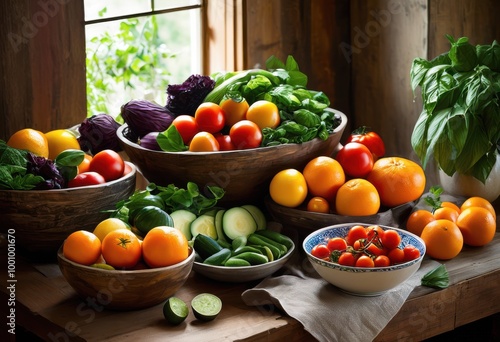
[121,100,175,138]
[166,74,215,115]
[78,114,122,155]
[26,153,65,189]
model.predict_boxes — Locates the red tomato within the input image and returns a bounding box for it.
[327,237,348,252]
[194,103,225,133]
[374,255,391,267]
[381,229,402,250]
[229,120,262,149]
[215,134,235,151]
[347,127,386,159]
[88,150,125,182]
[67,172,106,188]
[172,115,199,144]
[403,245,421,262]
[335,142,374,178]
[387,248,405,264]
[355,254,375,268]
[366,225,385,241]
[189,132,220,152]
[311,244,330,260]
[346,225,368,246]
[338,252,356,266]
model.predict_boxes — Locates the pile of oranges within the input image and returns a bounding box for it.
[406,195,497,260]
[269,155,426,216]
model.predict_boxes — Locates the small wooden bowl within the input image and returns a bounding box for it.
[117,109,348,205]
[0,162,137,257]
[57,247,195,310]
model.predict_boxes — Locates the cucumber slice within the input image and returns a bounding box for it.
[191,293,222,321]
[190,214,217,240]
[170,209,197,241]
[222,207,257,240]
[241,204,267,230]
[163,297,189,325]
[214,209,230,244]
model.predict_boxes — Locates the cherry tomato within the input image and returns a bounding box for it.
[366,225,385,241]
[381,229,402,250]
[245,100,280,129]
[346,225,368,246]
[194,102,225,133]
[88,149,125,182]
[220,97,249,127]
[355,254,375,268]
[335,142,374,178]
[311,244,330,260]
[215,134,235,151]
[403,245,421,262]
[68,171,106,188]
[347,126,386,159]
[172,115,199,144]
[229,120,262,149]
[327,237,348,252]
[189,132,220,152]
[338,251,356,266]
[388,248,405,264]
[374,255,391,267]
[365,243,385,256]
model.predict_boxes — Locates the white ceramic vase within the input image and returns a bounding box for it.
[438,152,500,202]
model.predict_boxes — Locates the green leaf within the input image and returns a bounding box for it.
[157,125,188,152]
[55,149,85,167]
[421,264,449,289]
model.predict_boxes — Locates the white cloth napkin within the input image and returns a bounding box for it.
[242,245,440,342]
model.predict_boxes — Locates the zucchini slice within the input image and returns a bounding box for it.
[190,214,217,240]
[170,209,197,241]
[222,207,257,240]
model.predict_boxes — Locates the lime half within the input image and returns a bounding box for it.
[191,293,222,321]
[163,297,189,325]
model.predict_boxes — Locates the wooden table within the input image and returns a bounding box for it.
[1,226,499,341]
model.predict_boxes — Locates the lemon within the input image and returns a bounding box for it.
[45,129,81,160]
[7,128,49,158]
[93,218,130,242]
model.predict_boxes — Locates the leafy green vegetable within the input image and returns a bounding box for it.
[421,264,449,289]
[410,35,500,183]
[157,125,188,152]
[0,141,43,190]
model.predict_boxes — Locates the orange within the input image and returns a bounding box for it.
[63,230,102,266]
[302,156,345,202]
[456,207,496,247]
[335,178,380,216]
[7,128,49,158]
[269,169,308,208]
[306,196,330,213]
[460,196,496,219]
[420,219,463,260]
[366,157,426,207]
[433,206,459,222]
[77,154,93,174]
[406,209,435,236]
[142,226,189,268]
[441,201,461,214]
[101,228,142,269]
[45,129,81,160]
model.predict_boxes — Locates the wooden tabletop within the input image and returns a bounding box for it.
[1,225,499,341]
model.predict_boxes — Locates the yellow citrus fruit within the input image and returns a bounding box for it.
[269,169,308,208]
[93,218,130,242]
[335,178,380,216]
[7,128,49,158]
[45,129,81,160]
[302,156,345,202]
[421,219,463,260]
[456,207,496,247]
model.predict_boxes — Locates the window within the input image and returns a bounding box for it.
[83,0,203,117]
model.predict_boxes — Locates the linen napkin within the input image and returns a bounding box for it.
[242,242,440,342]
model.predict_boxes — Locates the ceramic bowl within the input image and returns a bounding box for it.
[192,241,295,282]
[0,162,137,257]
[57,246,195,310]
[117,109,347,205]
[303,223,426,296]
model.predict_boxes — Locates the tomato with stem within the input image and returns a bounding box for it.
[346,126,386,159]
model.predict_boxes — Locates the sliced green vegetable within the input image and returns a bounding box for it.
[222,207,257,240]
[170,209,197,241]
[241,204,267,230]
[163,297,189,325]
[190,214,217,240]
[191,293,222,321]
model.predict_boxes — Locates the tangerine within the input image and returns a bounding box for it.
[433,206,459,222]
[101,228,142,269]
[142,226,189,268]
[77,154,93,174]
[456,207,496,247]
[406,209,435,236]
[7,128,49,158]
[335,178,380,216]
[63,230,102,266]
[366,157,425,207]
[460,197,496,219]
[45,129,81,160]
[441,201,461,214]
[306,196,330,213]
[420,219,463,260]
[302,156,345,202]
[269,169,308,208]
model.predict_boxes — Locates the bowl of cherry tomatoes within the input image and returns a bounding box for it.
[303,223,426,296]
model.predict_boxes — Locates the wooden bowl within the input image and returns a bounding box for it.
[117,109,347,205]
[0,162,137,257]
[57,246,195,310]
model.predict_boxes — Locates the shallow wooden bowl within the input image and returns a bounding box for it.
[57,247,195,310]
[117,109,347,205]
[0,162,137,257]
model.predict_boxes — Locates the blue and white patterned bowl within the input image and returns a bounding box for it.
[303,223,426,296]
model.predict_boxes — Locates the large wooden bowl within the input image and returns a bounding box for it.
[117,109,347,204]
[0,162,137,257]
[57,247,195,310]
